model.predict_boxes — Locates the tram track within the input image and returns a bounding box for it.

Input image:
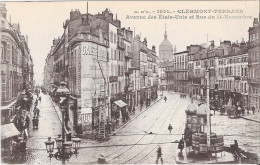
[105,97,179,162]
[124,98,184,164]
[106,95,183,164]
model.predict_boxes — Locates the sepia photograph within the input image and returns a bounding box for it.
[0,0,260,164]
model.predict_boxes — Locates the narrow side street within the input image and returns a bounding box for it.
[25,93,62,165]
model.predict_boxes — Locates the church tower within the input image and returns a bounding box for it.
[159,24,173,62]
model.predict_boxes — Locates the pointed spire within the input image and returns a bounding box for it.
[87,1,88,14]
[164,24,167,40]
[174,45,177,54]
[87,1,89,25]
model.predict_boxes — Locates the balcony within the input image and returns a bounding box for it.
[125,69,133,76]
[141,71,148,76]
[248,78,260,84]
[125,83,134,92]
[248,41,259,48]
[193,71,205,78]
[233,76,241,80]
[125,54,132,60]
[117,41,126,50]
[109,76,118,83]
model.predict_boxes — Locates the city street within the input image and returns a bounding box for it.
[23,92,260,164]
[25,93,62,164]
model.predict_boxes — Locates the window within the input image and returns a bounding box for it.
[110,31,113,42]
[12,45,15,64]
[1,74,6,101]
[1,41,6,60]
[1,21,5,29]
[114,34,117,44]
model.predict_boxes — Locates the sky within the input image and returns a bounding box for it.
[3,1,259,85]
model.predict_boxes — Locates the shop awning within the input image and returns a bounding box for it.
[1,123,20,140]
[114,100,127,107]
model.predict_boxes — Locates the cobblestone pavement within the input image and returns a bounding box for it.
[23,92,260,164]
[25,93,63,165]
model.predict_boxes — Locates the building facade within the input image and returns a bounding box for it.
[1,3,34,124]
[248,17,260,111]
[173,51,189,93]
[43,8,158,136]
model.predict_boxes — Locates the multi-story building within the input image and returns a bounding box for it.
[248,17,260,111]
[158,62,167,91]
[43,38,57,93]
[1,3,34,125]
[173,50,189,93]
[165,61,174,91]
[132,35,158,105]
[187,45,200,96]
[218,40,249,106]
[44,8,158,136]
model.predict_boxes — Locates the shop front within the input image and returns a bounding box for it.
[1,123,23,163]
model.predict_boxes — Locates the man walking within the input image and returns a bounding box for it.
[156,145,163,164]
[164,96,167,103]
[168,124,173,133]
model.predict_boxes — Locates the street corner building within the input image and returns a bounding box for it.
[1,3,34,161]
[42,8,159,138]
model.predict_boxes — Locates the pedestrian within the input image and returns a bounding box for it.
[132,106,135,115]
[24,114,30,131]
[168,124,173,133]
[155,145,163,164]
[178,138,184,154]
[32,116,39,129]
[128,106,132,115]
[35,98,38,107]
[230,140,239,161]
[164,96,167,103]
[34,106,40,117]
[97,155,107,164]
[241,106,245,116]
[252,105,255,114]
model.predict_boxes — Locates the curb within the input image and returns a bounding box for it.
[49,95,63,125]
[240,116,260,123]
[112,97,163,134]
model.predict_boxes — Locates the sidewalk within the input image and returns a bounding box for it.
[240,112,260,123]
[111,96,163,134]
[50,94,163,139]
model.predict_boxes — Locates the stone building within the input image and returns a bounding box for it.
[1,3,34,124]
[173,50,189,93]
[248,17,260,111]
[131,35,158,105]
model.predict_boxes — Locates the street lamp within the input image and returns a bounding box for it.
[44,82,81,163]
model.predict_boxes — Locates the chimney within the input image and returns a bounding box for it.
[26,35,28,44]
[152,45,155,52]
[143,37,147,46]
[210,40,214,50]
[253,18,259,27]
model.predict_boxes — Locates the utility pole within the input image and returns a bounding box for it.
[206,69,211,149]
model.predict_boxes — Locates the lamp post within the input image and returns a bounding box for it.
[205,67,211,151]
[44,82,81,164]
